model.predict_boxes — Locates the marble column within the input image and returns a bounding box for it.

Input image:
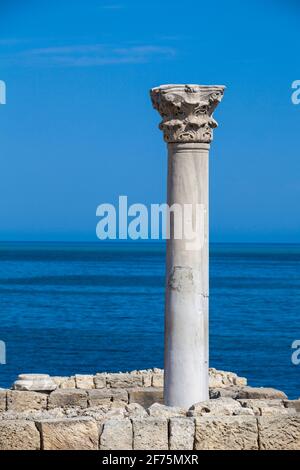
[150,84,225,408]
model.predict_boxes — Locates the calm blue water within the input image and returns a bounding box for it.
[0,242,299,398]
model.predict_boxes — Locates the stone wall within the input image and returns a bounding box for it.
[12,368,247,392]
[0,368,299,450]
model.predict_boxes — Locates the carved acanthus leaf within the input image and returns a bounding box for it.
[150,84,225,143]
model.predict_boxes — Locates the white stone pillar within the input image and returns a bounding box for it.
[150,84,225,408]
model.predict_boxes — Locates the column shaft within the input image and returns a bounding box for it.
[165,143,209,407]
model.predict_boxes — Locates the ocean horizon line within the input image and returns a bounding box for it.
[0,240,299,246]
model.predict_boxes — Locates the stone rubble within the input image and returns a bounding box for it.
[0,367,298,450]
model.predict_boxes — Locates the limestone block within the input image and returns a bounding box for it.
[152,368,163,374]
[0,420,40,450]
[7,391,47,412]
[88,388,128,407]
[106,373,143,389]
[52,377,66,387]
[142,373,152,387]
[238,399,285,416]
[148,403,186,418]
[133,418,168,450]
[94,374,107,389]
[14,374,57,392]
[110,399,129,408]
[260,406,289,416]
[0,390,6,412]
[48,389,87,409]
[195,416,258,450]
[79,406,123,425]
[75,375,95,389]
[129,387,163,408]
[188,398,242,417]
[258,415,300,450]
[125,403,148,419]
[234,376,247,387]
[59,377,76,389]
[38,417,98,450]
[152,372,164,388]
[0,407,66,422]
[100,418,132,450]
[209,386,240,399]
[240,399,289,416]
[169,417,195,450]
[102,407,126,420]
[236,386,287,400]
[208,373,224,388]
[208,368,247,388]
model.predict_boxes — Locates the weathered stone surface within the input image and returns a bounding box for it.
[100,418,132,450]
[284,400,300,413]
[52,376,66,387]
[236,386,287,400]
[125,403,148,419]
[129,388,163,408]
[106,373,143,389]
[94,374,107,389]
[14,374,57,392]
[260,406,289,416]
[238,399,287,416]
[101,407,126,420]
[188,398,242,416]
[79,406,125,425]
[38,417,98,450]
[48,389,87,409]
[59,377,76,389]
[169,417,195,450]
[233,407,255,416]
[88,389,128,407]
[209,386,240,399]
[209,368,247,388]
[0,420,40,450]
[133,418,168,450]
[195,416,258,450]
[7,391,47,412]
[75,375,95,389]
[208,374,224,389]
[0,390,6,412]
[258,416,300,450]
[0,407,66,421]
[235,377,248,387]
[142,372,152,388]
[152,371,164,388]
[110,399,129,408]
[148,402,186,418]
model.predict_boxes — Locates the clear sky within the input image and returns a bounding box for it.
[0,0,299,242]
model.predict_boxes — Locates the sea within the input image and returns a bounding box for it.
[0,242,299,398]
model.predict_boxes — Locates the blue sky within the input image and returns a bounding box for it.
[0,0,299,242]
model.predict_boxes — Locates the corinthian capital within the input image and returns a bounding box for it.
[150,84,225,144]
